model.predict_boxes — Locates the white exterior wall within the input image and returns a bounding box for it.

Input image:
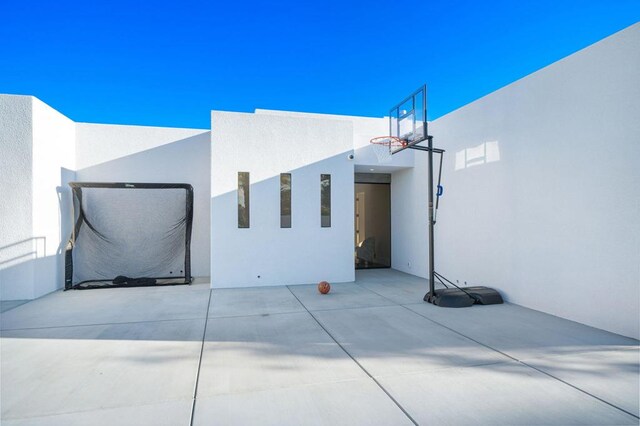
[393,24,640,338]
[391,164,429,277]
[0,95,35,300]
[0,96,76,300]
[31,98,76,297]
[75,123,211,278]
[254,109,406,170]
[211,111,355,288]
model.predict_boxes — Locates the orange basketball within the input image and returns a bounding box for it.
[318,281,331,294]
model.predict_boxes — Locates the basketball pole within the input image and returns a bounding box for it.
[383,84,503,307]
[427,135,436,300]
[407,137,440,303]
[405,135,442,301]
[380,84,444,302]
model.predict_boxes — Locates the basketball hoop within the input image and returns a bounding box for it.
[370,136,406,163]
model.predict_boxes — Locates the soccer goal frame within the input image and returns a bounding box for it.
[64,182,194,290]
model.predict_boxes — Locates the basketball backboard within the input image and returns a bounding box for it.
[370,84,430,162]
[389,85,427,147]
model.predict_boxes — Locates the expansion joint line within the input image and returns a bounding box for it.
[363,284,640,421]
[405,303,640,420]
[355,283,639,420]
[286,286,419,426]
[189,289,213,426]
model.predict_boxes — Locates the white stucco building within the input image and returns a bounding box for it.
[1,23,638,339]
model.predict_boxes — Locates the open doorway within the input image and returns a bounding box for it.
[355,174,391,269]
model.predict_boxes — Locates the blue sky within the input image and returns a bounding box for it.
[1,1,638,129]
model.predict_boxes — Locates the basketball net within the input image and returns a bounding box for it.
[370,136,405,164]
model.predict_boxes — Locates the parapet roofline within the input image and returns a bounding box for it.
[253,108,386,121]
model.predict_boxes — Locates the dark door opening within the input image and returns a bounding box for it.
[355,178,391,269]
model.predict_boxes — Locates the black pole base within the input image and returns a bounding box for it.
[424,286,504,308]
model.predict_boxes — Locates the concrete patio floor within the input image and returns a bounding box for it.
[1,269,638,425]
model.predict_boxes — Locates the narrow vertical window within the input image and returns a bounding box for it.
[321,174,331,227]
[280,173,291,228]
[238,172,250,228]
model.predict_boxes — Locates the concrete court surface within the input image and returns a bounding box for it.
[1,270,638,425]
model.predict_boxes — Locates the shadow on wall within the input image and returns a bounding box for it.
[211,151,355,287]
[53,167,76,293]
[57,167,76,253]
[0,237,47,268]
[1,167,75,300]
[1,164,76,301]
[0,237,47,300]
[74,133,212,278]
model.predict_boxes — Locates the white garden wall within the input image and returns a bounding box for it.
[0,95,76,300]
[31,98,76,297]
[0,95,35,300]
[391,165,429,278]
[211,110,356,288]
[75,123,211,278]
[254,109,408,170]
[392,23,640,339]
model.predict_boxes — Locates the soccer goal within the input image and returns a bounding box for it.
[65,182,194,290]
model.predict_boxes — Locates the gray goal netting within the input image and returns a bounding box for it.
[65,182,193,290]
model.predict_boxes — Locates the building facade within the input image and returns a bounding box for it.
[1,24,638,339]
